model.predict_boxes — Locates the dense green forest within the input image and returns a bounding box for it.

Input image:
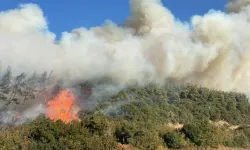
[1,84,250,149]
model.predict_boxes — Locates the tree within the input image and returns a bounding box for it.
[14,73,26,86]
[21,72,38,103]
[27,72,38,85]
[0,67,12,89]
[38,71,47,85]
[163,131,186,149]
[36,71,48,100]
[9,73,26,101]
[115,126,133,144]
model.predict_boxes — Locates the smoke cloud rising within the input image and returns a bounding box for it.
[1,0,250,125]
[226,0,250,12]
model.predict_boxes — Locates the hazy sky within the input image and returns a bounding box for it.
[0,0,228,37]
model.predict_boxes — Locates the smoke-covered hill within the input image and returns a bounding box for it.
[0,67,125,126]
[2,0,250,149]
[1,0,250,126]
[1,84,250,149]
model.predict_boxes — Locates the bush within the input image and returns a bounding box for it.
[130,130,164,150]
[115,126,134,144]
[84,114,112,136]
[181,121,218,147]
[27,116,117,150]
[163,131,186,149]
[232,132,249,148]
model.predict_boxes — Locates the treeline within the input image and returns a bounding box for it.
[99,84,250,125]
[0,67,60,107]
[1,84,250,149]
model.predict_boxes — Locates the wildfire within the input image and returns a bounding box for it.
[47,89,80,123]
[11,112,21,123]
[15,113,21,119]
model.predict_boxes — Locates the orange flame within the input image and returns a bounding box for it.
[47,89,80,123]
[15,113,21,119]
[12,113,21,122]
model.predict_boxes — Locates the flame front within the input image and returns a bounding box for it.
[47,89,80,123]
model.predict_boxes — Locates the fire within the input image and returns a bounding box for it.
[15,113,21,119]
[47,89,80,123]
[12,112,21,123]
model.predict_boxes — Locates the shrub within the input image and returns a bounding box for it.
[232,132,249,148]
[163,131,186,149]
[181,121,218,147]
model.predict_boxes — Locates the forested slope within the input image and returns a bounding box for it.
[1,84,250,149]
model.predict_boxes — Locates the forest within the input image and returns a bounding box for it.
[1,68,250,149]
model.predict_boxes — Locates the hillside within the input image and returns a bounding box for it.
[1,84,250,149]
[2,0,250,149]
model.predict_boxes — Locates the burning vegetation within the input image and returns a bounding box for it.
[2,84,250,149]
[0,68,94,126]
[1,67,250,149]
[47,89,80,123]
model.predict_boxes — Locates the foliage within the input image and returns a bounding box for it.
[162,131,186,149]
[2,84,250,149]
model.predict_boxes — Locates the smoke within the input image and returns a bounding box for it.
[1,0,250,125]
[226,0,250,12]
[0,104,45,126]
[0,4,60,75]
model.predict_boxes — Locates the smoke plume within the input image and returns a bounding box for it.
[226,0,250,12]
[1,0,250,125]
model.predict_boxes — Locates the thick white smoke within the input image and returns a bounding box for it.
[0,4,60,75]
[1,0,250,96]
